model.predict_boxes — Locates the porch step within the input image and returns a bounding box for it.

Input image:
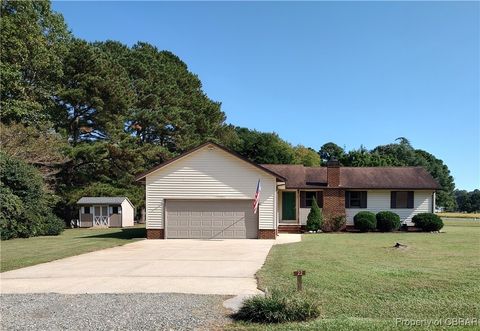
[278,224,303,234]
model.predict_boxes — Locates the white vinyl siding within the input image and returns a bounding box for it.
[346,190,434,226]
[145,146,277,230]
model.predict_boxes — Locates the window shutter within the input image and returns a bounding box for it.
[391,192,396,208]
[300,191,306,208]
[317,191,323,208]
[407,191,414,208]
[345,191,350,208]
[360,191,367,208]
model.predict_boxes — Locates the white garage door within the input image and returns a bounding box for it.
[165,200,258,239]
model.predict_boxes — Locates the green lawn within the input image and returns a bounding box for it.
[0,225,146,272]
[230,219,480,330]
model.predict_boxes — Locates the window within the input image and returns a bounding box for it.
[300,191,323,208]
[391,191,414,208]
[345,191,367,208]
[84,206,90,214]
[112,206,119,214]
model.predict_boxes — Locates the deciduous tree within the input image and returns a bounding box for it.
[319,142,345,163]
[293,145,321,166]
[228,127,295,164]
[1,0,70,125]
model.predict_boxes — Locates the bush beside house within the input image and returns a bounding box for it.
[306,199,322,231]
[322,214,346,232]
[353,211,377,232]
[376,211,401,232]
[412,213,444,231]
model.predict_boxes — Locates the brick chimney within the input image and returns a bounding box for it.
[326,158,340,187]
[323,158,346,231]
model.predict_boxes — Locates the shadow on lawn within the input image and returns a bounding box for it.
[79,227,146,240]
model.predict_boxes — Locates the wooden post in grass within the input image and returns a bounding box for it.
[293,270,306,291]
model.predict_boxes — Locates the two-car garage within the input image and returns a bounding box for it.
[165,200,258,239]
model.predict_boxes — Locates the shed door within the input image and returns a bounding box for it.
[93,205,109,227]
[165,200,258,239]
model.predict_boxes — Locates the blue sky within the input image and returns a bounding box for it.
[52,1,479,190]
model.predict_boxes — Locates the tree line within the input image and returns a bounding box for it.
[0,1,461,239]
[454,190,480,213]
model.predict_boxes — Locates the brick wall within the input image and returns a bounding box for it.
[258,229,276,239]
[323,188,346,220]
[324,159,345,229]
[146,229,164,239]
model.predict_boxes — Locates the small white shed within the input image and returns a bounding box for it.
[77,197,135,228]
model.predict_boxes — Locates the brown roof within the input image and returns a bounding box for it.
[260,164,327,188]
[340,167,441,189]
[135,142,286,181]
[261,164,441,190]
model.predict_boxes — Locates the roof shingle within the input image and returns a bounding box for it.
[77,197,134,206]
[261,164,440,190]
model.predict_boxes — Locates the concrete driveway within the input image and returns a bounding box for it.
[1,235,300,295]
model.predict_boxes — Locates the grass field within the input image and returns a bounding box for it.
[230,219,480,330]
[437,212,480,219]
[0,225,146,272]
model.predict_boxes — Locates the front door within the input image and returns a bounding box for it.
[282,191,296,221]
[93,205,109,227]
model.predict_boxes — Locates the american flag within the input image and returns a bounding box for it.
[253,179,261,214]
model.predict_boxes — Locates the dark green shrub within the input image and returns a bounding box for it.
[412,213,444,231]
[233,289,321,323]
[39,216,65,236]
[0,186,25,240]
[0,153,64,240]
[306,199,322,231]
[376,211,401,232]
[353,211,376,232]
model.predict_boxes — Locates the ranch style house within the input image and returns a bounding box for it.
[136,142,440,239]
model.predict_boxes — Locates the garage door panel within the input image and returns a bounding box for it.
[166,200,258,239]
[212,220,223,227]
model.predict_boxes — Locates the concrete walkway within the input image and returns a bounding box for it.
[1,234,301,295]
